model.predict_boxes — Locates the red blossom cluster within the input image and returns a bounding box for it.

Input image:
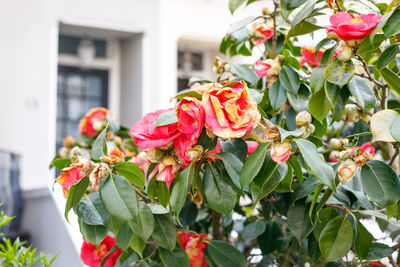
[177,231,209,267]
[80,236,122,267]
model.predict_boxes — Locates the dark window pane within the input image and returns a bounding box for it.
[177,51,185,69]
[86,76,102,97]
[66,74,83,96]
[191,52,203,70]
[58,35,106,58]
[178,78,189,92]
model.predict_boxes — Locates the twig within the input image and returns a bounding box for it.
[389,145,399,167]
[355,54,387,89]
[389,255,398,267]
[348,98,373,116]
[335,0,342,12]
[325,204,352,213]
[354,73,382,102]
[134,187,151,203]
[212,210,223,240]
[133,245,158,264]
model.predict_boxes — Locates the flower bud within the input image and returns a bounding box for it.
[300,127,313,139]
[92,120,105,132]
[250,117,280,143]
[338,150,351,160]
[186,145,204,162]
[162,155,177,166]
[267,59,281,77]
[327,31,340,40]
[338,159,357,183]
[354,153,367,167]
[100,156,112,165]
[329,138,342,150]
[224,64,231,72]
[341,138,349,147]
[89,163,110,192]
[308,124,315,134]
[191,187,203,205]
[114,136,123,146]
[63,135,75,148]
[262,7,269,15]
[329,150,340,162]
[345,104,360,122]
[345,39,362,48]
[335,42,353,61]
[70,146,83,162]
[146,148,164,163]
[296,111,312,127]
[270,141,291,164]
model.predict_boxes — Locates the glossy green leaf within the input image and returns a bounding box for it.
[319,216,353,262]
[80,220,107,247]
[278,126,305,142]
[207,240,246,267]
[156,110,178,127]
[156,181,170,207]
[174,88,203,100]
[218,152,242,189]
[309,89,332,122]
[324,59,355,88]
[151,214,177,251]
[100,173,139,220]
[354,219,373,260]
[288,156,304,183]
[347,76,376,110]
[287,84,311,112]
[230,64,259,87]
[390,115,400,142]
[220,139,248,161]
[291,0,317,26]
[91,125,108,161]
[242,220,266,240]
[196,128,218,150]
[129,234,146,258]
[113,162,145,188]
[240,142,268,188]
[380,67,400,96]
[332,86,350,122]
[383,7,400,37]
[159,244,190,267]
[365,243,395,260]
[116,221,134,250]
[309,184,323,219]
[361,160,400,207]
[286,21,323,38]
[228,0,246,14]
[252,162,288,202]
[204,164,237,214]
[313,207,338,240]
[295,139,335,190]
[269,81,287,112]
[65,176,89,222]
[310,66,325,93]
[170,162,195,215]
[287,201,313,241]
[376,44,399,70]
[129,202,154,241]
[51,158,71,170]
[77,192,109,226]
[279,66,300,94]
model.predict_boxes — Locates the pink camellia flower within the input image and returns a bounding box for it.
[203,81,260,139]
[205,141,223,162]
[270,141,291,164]
[300,47,323,67]
[57,163,86,197]
[79,107,109,137]
[361,142,375,160]
[80,236,122,267]
[177,231,209,267]
[246,141,259,155]
[325,12,382,41]
[175,97,205,166]
[156,164,179,188]
[255,60,272,77]
[252,23,274,40]
[190,82,202,89]
[130,109,181,150]
[130,151,151,175]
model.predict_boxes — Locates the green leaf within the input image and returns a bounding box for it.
[287,201,314,241]
[204,164,237,214]
[286,21,323,38]
[279,66,300,94]
[347,76,377,110]
[113,162,145,188]
[249,89,262,104]
[156,181,170,207]
[269,81,287,112]
[51,158,72,170]
[151,214,177,251]
[159,244,190,267]
[380,67,400,96]
[91,125,108,161]
[116,221,134,250]
[242,220,266,240]
[324,81,339,107]
[360,160,400,207]
[174,89,203,100]
[309,184,323,219]
[170,162,195,215]
[309,89,332,122]
[129,234,146,258]
[287,84,311,112]
[294,176,320,201]
[258,220,281,254]
[354,219,373,260]
[310,66,325,93]
[294,139,335,190]
[288,156,304,183]
[77,192,109,226]
[218,152,242,189]
[129,202,155,241]
[230,64,260,87]
[156,110,178,127]
[240,142,268,188]
[196,128,218,150]
[207,240,246,267]
[371,109,399,142]
[220,139,248,161]
[313,207,338,240]
[376,44,399,70]
[319,216,353,262]
[391,115,400,142]
[228,0,246,14]
[80,220,107,247]
[324,59,355,88]
[278,126,305,142]
[253,162,288,202]
[65,176,89,222]
[365,243,395,260]
[100,173,139,220]
[332,85,350,122]
[291,0,317,26]
[383,7,400,37]
[370,6,397,42]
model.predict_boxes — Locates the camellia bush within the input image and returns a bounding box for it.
[51,0,400,266]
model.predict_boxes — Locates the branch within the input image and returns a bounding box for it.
[335,0,342,12]
[325,204,352,213]
[212,210,223,240]
[355,54,387,89]
[389,255,398,267]
[135,187,151,203]
[389,145,399,167]
[133,245,158,264]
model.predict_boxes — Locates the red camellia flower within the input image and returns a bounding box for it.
[203,81,260,139]
[130,109,181,150]
[255,60,272,77]
[81,236,122,267]
[326,12,382,41]
[361,142,375,160]
[300,47,323,67]
[57,163,86,197]
[363,261,386,267]
[79,107,109,137]
[177,231,209,267]
[252,23,274,42]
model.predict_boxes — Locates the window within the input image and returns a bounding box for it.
[56,66,108,150]
[177,50,205,91]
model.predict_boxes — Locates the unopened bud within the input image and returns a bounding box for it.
[329,138,342,150]
[296,111,312,127]
[338,150,351,160]
[276,55,285,66]
[301,127,313,138]
[146,148,164,163]
[345,104,360,122]
[262,7,269,15]
[224,64,231,72]
[114,136,123,146]
[341,138,349,147]
[270,141,291,164]
[329,150,340,162]
[100,156,112,164]
[345,39,362,48]
[63,135,75,148]
[267,59,281,77]
[327,31,340,40]
[336,42,353,61]
[191,187,203,205]
[338,159,357,182]
[186,145,204,161]
[162,155,177,166]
